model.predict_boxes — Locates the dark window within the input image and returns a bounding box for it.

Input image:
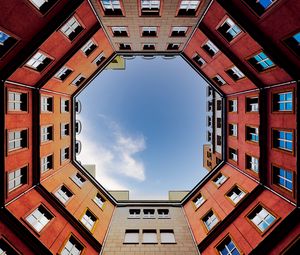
[202,41,219,57]
[72,75,86,86]
[229,148,237,161]
[167,43,180,50]
[29,0,58,14]
[0,30,17,58]
[212,75,226,86]
[217,100,222,110]
[217,135,222,145]
[171,27,188,37]
[119,43,131,50]
[245,0,277,16]
[141,0,160,16]
[246,97,259,112]
[193,54,206,66]
[248,52,275,72]
[60,16,83,41]
[0,238,21,255]
[112,27,128,37]
[246,126,259,142]
[284,32,300,56]
[217,118,222,128]
[217,18,241,42]
[143,44,155,50]
[81,39,97,56]
[225,66,245,81]
[272,91,293,112]
[54,66,73,81]
[217,236,241,255]
[142,27,157,37]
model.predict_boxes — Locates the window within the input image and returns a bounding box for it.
[247,204,276,232]
[217,135,222,145]
[128,209,140,219]
[217,236,241,255]
[158,209,170,219]
[81,39,97,56]
[160,230,176,243]
[202,40,219,57]
[245,0,277,16]
[207,116,212,127]
[8,166,27,192]
[226,186,246,205]
[171,27,188,37]
[60,235,84,255]
[25,51,52,72]
[213,173,227,187]
[226,66,245,81]
[41,96,53,112]
[41,155,53,173]
[143,43,155,50]
[93,52,105,66]
[143,209,155,219]
[284,31,300,56]
[26,205,53,232]
[141,0,160,16]
[55,185,73,204]
[167,43,180,50]
[41,125,53,142]
[217,18,242,42]
[71,173,86,187]
[28,0,57,14]
[229,148,238,162]
[0,30,17,58]
[273,130,293,152]
[246,126,259,142]
[193,194,205,208]
[80,209,97,231]
[142,230,158,243]
[212,75,226,86]
[54,66,72,81]
[273,166,293,191]
[207,101,213,111]
[61,147,69,163]
[207,131,212,142]
[217,100,222,110]
[193,54,206,66]
[60,16,83,41]
[72,74,86,87]
[124,230,139,244]
[246,155,259,173]
[8,91,27,112]
[61,123,70,137]
[229,124,237,137]
[178,0,200,16]
[61,98,69,112]
[8,130,27,151]
[246,97,259,112]
[202,210,219,231]
[142,27,157,37]
[119,43,131,50]
[228,99,237,112]
[94,193,105,209]
[100,0,123,15]
[111,26,128,37]
[0,238,21,255]
[248,52,275,72]
[272,91,293,112]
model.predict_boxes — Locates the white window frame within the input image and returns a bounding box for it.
[214,173,227,187]
[41,96,52,112]
[229,66,245,79]
[194,194,205,208]
[204,40,219,55]
[81,210,96,231]
[8,91,26,111]
[227,186,246,204]
[71,173,86,187]
[54,185,73,204]
[229,124,238,137]
[100,0,121,10]
[179,0,200,11]
[8,130,26,151]
[41,155,52,173]
[203,211,219,231]
[172,26,188,35]
[61,236,83,255]
[8,167,26,192]
[81,39,97,55]
[249,156,259,173]
[41,125,52,142]
[220,18,242,39]
[94,193,105,209]
[25,205,52,233]
[54,66,71,80]
[25,52,48,70]
[60,16,81,38]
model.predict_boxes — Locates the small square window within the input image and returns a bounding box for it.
[202,40,219,57]
[226,66,245,81]
[54,185,73,204]
[60,16,83,41]
[229,148,238,162]
[202,210,219,231]
[142,230,158,243]
[81,39,97,56]
[226,186,246,205]
[100,0,123,15]
[8,91,27,112]
[213,173,227,187]
[25,51,52,72]
[229,124,237,137]
[28,0,57,14]
[246,126,259,142]
[72,74,86,87]
[41,125,53,142]
[142,27,157,37]
[111,26,128,37]
[193,54,206,66]
[124,230,139,244]
[143,209,155,219]
[93,52,106,66]
[193,193,205,208]
[246,97,259,112]
[178,0,201,16]
[8,130,27,151]
[81,209,97,231]
[71,172,86,187]
[94,193,105,208]
[212,74,226,86]
[54,66,73,81]
[0,30,17,58]
[158,209,170,218]
[60,235,84,255]
[247,204,276,232]
[248,52,275,72]
[26,205,53,232]
[217,18,242,42]
[273,129,293,152]
[141,0,160,16]
[8,166,27,192]
[167,43,180,50]
[129,209,141,218]
[41,96,53,112]
[143,44,155,50]
[171,27,188,37]
[228,99,237,112]
[284,31,300,56]
[216,236,241,255]
[160,230,176,243]
[119,43,131,50]
[246,155,259,173]
[273,166,293,192]
[41,154,53,173]
[272,91,293,112]
[245,0,277,16]
[60,147,69,163]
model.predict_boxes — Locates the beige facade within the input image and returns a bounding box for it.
[101,206,199,255]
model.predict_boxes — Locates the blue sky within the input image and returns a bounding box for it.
[77,56,208,199]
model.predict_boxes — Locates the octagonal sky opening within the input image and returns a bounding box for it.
[75,55,217,200]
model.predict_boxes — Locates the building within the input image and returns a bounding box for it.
[0,0,299,254]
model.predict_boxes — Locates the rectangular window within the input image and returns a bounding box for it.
[61,98,69,113]
[245,0,277,16]
[81,39,97,56]
[0,30,17,58]
[213,173,227,187]
[61,123,70,137]
[247,204,276,232]
[8,166,27,192]
[8,130,27,151]
[246,155,259,173]
[119,43,131,50]
[26,205,53,232]
[111,26,128,37]
[171,26,188,37]
[226,186,246,205]
[158,209,170,219]
[284,31,300,56]
[202,40,219,57]
[207,116,212,126]
[41,155,53,173]
[141,0,160,16]
[202,210,219,231]
[217,236,241,255]
[25,51,52,72]
[60,16,83,41]
[229,124,237,137]
[193,193,205,208]
[61,235,84,255]
[228,99,237,112]
[72,74,86,87]
[128,209,141,219]
[81,209,97,231]
[178,0,200,16]
[71,173,86,187]
[142,230,158,243]
[217,100,222,110]
[229,148,238,162]
[193,54,206,66]
[143,43,155,50]
[142,26,157,37]
[124,230,139,244]
[93,52,106,66]
[0,238,20,255]
[143,209,155,219]
[41,125,53,142]
[248,52,275,72]
[94,193,105,209]
[28,0,57,14]
[54,185,73,204]
[54,66,72,81]
[226,66,245,81]
[217,135,222,146]
[160,230,176,243]
[100,0,123,15]
[41,96,53,112]
[273,130,293,152]
[273,166,293,191]
[207,131,212,142]
[272,91,293,112]
[167,43,180,50]
[60,147,69,163]
[217,18,242,42]
[212,74,226,86]
[8,91,27,112]
[246,97,259,112]
[246,126,259,142]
